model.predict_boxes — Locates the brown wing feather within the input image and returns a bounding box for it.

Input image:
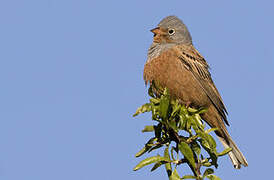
[175,45,229,125]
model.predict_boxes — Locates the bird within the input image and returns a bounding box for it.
[143,16,248,169]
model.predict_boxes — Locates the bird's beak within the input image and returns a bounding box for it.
[150,27,166,35]
[150,27,160,35]
[151,27,167,43]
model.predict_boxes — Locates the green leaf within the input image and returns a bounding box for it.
[178,113,187,130]
[187,107,198,113]
[171,100,181,118]
[217,147,232,157]
[179,106,188,116]
[205,134,216,149]
[135,146,150,158]
[200,158,210,167]
[191,141,201,156]
[203,168,214,177]
[182,175,196,179]
[159,93,170,120]
[178,142,196,168]
[164,146,172,177]
[205,128,218,134]
[188,107,207,115]
[170,169,181,180]
[198,133,216,150]
[151,103,160,121]
[150,98,160,104]
[150,146,171,172]
[135,138,156,157]
[206,174,221,180]
[151,162,163,171]
[184,114,192,133]
[133,155,169,171]
[198,138,210,150]
[142,125,155,133]
[169,120,178,132]
[133,103,151,117]
[148,144,163,153]
[196,107,208,114]
[198,138,218,168]
[193,114,204,129]
[202,162,212,167]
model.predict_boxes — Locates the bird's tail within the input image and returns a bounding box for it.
[217,134,248,169]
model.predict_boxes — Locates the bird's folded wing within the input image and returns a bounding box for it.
[175,45,229,125]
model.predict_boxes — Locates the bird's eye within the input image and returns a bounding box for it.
[168,29,175,35]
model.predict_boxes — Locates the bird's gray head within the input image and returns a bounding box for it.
[151,16,192,45]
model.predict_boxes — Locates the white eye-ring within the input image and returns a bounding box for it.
[168,28,175,35]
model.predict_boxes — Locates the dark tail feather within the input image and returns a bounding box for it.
[217,135,248,169]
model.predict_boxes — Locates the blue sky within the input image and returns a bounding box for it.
[0,0,273,179]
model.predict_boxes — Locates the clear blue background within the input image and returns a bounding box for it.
[0,0,273,179]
